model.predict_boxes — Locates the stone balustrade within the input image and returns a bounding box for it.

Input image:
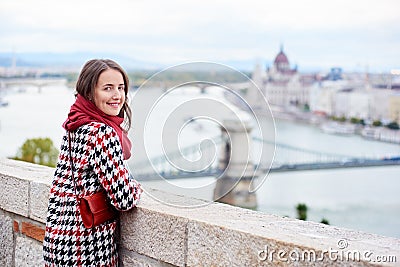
[0,158,399,266]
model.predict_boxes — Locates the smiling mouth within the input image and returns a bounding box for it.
[107,103,120,108]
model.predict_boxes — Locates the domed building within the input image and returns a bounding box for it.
[267,45,298,81]
[251,45,315,109]
[272,45,293,74]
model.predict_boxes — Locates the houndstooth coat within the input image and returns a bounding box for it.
[43,122,142,266]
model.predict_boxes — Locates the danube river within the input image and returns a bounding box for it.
[0,85,399,238]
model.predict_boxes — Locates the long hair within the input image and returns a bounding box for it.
[75,59,132,131]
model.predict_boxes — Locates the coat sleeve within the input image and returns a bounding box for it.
[88,124,142,211]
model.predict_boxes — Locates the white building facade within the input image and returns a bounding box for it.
[252,46,314,109]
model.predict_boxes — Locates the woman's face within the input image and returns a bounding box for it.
[93,68,126,116]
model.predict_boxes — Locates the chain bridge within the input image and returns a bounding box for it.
[130,135,400,180]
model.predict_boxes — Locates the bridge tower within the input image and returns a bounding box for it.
[214,119,257,209]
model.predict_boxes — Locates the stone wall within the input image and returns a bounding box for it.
[0,158,399,266]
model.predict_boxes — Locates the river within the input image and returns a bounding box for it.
[0,85,399,238]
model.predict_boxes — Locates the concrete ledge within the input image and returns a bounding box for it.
[0,158,53,222]
[120,249,175,267]
[15,236,44,267]
[0,211,13,267]
[0,168,30,217]
[124,190,400,266]
[29,180,51,223]
[121,208,189,266]
[1,158,399,266]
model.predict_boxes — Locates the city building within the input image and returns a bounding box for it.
[251,45,314,109]
[310,80,349,116]
[389,93,400,124]
[370,89,391,122]
[249,45,399,130]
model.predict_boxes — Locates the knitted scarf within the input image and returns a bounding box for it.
[63,94,131,160]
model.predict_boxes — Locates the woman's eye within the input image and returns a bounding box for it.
[118,86,125,91]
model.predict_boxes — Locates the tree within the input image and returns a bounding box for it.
[320,218,330,225]
[296,203,308,221]
[295,203,330,225]
[13,137,59,167]
[350,117,360,124]
[386,121,399,130]
[372,120,382,127]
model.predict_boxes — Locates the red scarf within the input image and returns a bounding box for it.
[63,94,131,160]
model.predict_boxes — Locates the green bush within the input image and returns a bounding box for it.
[320,218,330,225]
[350,117,360,124]
[386,121,399,130]
[372,120,382,127]
[296,203,308,221]
[332,115,347,122]
[13,137,59,167]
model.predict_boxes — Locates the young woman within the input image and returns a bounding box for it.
[43,59,142,266]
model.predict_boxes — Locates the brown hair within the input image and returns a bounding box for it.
[75,59,132,131]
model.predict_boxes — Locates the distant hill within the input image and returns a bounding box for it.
[0,51,269,72]
[0,52,164,70]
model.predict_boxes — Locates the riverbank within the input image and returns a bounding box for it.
[262,105,400,144]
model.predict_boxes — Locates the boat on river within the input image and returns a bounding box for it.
[0,97,9,107]
[320,122,355,135]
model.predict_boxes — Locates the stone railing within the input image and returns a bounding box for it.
[0,158,399,266]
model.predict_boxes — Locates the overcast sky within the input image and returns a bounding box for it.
[0,0,399,72]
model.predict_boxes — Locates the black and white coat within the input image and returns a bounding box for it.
[43,122,142,266]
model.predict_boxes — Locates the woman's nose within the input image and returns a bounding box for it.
[112,88,121,99]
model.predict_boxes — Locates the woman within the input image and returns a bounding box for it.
[43,59,142,266]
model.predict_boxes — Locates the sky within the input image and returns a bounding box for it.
[0,0,399,72]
